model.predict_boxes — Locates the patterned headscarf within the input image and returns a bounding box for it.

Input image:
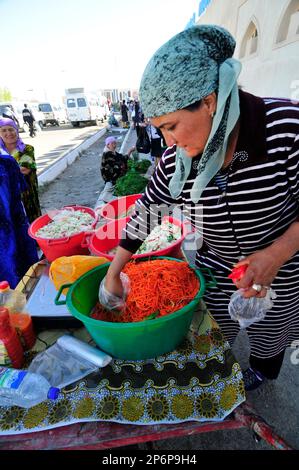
[139,24,241,202]
[0,117,26,153]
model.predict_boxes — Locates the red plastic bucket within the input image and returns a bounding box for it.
[99,194,141,221]
[88,216,188,261]
[28,205,98,262]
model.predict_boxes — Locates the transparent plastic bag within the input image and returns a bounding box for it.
[98,272,130,311]
[28,335,112,389]
[228,288,277,329]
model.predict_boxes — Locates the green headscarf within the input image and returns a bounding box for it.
[139,24,242,202]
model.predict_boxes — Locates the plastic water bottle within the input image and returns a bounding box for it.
[0,281,27,313]
[0,366,60,408]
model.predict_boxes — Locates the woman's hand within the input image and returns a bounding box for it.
[20,166,31,176]
[233,247,282,298]
[103,246,133,299]
[105,271,124,299]
[233,221,299,298]
[128,146,136,156]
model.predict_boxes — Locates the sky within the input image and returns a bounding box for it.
[0,0,198,100]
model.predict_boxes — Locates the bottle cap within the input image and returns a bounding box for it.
[0,281,9,291]
[47,387,60,400]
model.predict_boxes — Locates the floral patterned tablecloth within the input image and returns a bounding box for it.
[0,302,245,435]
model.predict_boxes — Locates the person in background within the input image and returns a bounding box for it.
[132,100,143,136]
[120,100,129,128]
[22,104,36,138]
[100,136,135,187]
[102,25,299,391]
[128,100,134,123]
[147,123,166,166]
[0,118,41,223]
[0,148,38,288]
[108,111,119,128]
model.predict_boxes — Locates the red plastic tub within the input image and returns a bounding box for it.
[28,205,98,262]
[88,216,188,261]
[99,194,141,221]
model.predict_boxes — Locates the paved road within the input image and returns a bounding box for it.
[22,122,107,175]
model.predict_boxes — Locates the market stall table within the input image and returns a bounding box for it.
[0,262,292,450]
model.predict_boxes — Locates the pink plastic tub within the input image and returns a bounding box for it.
[99,194,142,221]
[28,205,98,262]
[88,216,188,261]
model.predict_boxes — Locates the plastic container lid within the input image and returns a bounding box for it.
[0,281,9,291]
[47,387,60,400]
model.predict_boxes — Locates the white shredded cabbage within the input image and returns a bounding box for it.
[36,209,94,239]
[136,220,181,254]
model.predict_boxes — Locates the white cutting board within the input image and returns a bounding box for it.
[25,266,71,317]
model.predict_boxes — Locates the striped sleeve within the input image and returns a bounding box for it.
[119,147,181,252]
[286,133,299,202]
[265,100,299,204]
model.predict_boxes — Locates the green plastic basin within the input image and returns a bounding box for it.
[55,257,215,360]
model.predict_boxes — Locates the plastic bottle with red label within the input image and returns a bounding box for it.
[0,281,36,350]
[0,307,24,369]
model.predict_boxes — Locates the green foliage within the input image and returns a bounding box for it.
[127,159,151,173]
[114,171,149,196]
[0,87,12,102]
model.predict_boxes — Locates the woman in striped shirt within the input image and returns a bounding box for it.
[103,25,299,391]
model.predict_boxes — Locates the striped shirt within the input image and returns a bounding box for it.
[120,91,299,358]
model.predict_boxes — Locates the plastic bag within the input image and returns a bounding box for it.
[228,288,277,329]
[98,272,130,311]
[49,255,109,294]
[136,126,151,154]
[28,335,112,389]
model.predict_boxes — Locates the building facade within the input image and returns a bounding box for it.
[196,0,299,99]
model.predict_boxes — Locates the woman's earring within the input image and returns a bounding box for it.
[211,111,215,118]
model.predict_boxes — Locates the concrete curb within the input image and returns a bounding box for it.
[119,124,134,154]
[38,127,107,186]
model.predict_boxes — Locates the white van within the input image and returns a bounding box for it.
[65,88,105,127]
[30,104,46,128]
[38,102,68,126]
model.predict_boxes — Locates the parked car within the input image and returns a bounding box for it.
[38,102,68,126]
[0,102,26,132]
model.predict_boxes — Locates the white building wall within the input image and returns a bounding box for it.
[196,0,299,99]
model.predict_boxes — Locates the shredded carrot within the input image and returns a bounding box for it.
[91,259,199,323]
